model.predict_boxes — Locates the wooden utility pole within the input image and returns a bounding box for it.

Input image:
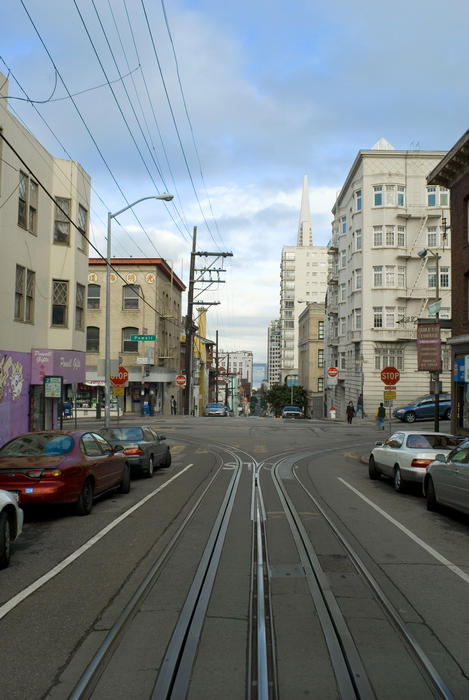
[184,227,197,415]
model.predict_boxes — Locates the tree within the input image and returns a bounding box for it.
[266,383,307,417]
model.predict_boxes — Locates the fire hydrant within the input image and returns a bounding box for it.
[329,407,336,420]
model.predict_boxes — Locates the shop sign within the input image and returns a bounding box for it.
[454,357,465,382]
[417,322,441,371]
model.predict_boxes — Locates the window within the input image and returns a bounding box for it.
[398,226,406,247]
[340,284,346,302]
[385,307,396,328]
[398,266,406,287]
[54,197,71,244]
[25,269,35,322]
[340,216,347,234]
[318,349,324,368]
[18,172,38,233]
[340,352,346,369]
[427,185,448,207]
[427,226,438,247]
[385,266,395,287]
[375,346,404,370]
[317,377,324,392]
[397,186,405,207]
[428,267,437,288]
[123,327,138,352]
[86,326,99,353]
[373,186,383,206]
[87,284,100,309]
[318,320,324,339]
[76,283,85,330]
[373,307,383,328]
[373,266,383,287]
[355,229,362,251]
[14,265,24,320]
[340,250,346,268]
[78,205,88,251]
[440,266,450,288]
[355,189,362,211]
[52,280,68,326]
[385,226,395,246]
[123,284,140,310]
[340,317,346,335]
[355,308,362,330]
[355,268,362,290]
[385,185,396,206]
[373,226,383,247]
[373,184,405,207]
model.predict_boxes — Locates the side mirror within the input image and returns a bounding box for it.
[113,444,124,452]
[375,441,383,446]
[434,453,446,463]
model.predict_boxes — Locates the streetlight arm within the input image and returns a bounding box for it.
[110,194,173,220]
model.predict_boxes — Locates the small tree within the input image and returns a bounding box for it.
[267,383,307,416]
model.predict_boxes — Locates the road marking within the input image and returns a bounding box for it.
[0,464,195,621]
[339,478,469,585]
[170,444,186,454]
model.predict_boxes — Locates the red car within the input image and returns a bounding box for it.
[0,431,131,516]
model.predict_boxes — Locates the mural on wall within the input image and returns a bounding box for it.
[0,351,30,446]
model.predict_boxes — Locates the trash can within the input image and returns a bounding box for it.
[63,402,72,419]
[329,407,336,420]
[144,401,150,416]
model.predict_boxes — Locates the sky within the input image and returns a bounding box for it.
[1,0,469,362]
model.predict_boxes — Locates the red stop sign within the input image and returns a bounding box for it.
[381,366,400,385]
[175,374,186,387]
[110,366,128,386]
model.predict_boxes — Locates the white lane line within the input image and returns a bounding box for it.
[339,478,469,585]
[0,464,195,620]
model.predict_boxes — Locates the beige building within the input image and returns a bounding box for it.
[0,70,90,442]
[298,303,325,417]
[85,258,185,416]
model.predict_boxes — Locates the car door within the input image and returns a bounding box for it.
[147,427,165,463]
[375,433,405,477]
[80,433,110,492]
[440,446,469,511]
[416,397,434,420]
[93,433,123,487]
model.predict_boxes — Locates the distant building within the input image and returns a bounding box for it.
[325,139,451,420]
[219,350,253,411]
[253,363,266,389]
[427,130,469,433]
[298,302,325,417]
[267,320,281,388]
[0,71,90,443]
[280,175,328,382]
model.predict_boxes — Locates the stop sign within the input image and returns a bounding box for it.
[381,366,400,385]
[327,367,338,378]
[175,374,186,387]
[110,365,128,386]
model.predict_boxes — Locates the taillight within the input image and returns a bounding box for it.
[27,469,63,478]
[123,447,143,456]
[411,459,433,468]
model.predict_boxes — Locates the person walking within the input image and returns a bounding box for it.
[346,401,355,424]
[171,395,177,415]
[356,393,365,418]
[376,402,386,430]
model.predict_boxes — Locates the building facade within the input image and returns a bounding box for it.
[218,350,253,413]
[298,302,325,417]
[427,130,469,434]
[267,319,281,388]
[280,175,328,382]
[0,71,90,444]
[325,139,451,420]
[85,258,185,416]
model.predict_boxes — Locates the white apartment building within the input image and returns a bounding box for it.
[267,319,281,388]
[325,139,451,419]
[0,71,90,443]
[219,350,253,386]
[280,175,328,381]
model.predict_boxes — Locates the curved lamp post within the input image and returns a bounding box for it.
[104,193,173,428]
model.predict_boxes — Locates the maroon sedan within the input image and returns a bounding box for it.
[0,431,130,515]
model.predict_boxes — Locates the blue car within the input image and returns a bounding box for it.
[393,394,451,423]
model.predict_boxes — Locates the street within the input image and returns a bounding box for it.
[1,414,468,699]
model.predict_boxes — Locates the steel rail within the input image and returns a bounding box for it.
[70,448,227,700]
[291,464,455,700]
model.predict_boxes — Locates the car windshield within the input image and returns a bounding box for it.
[406,434,459,449]
[104,427,144,441]
[0,433,75,457]
[208,404,224,409]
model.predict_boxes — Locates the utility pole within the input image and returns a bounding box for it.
[184,228,233,415]
[215,330,219,403]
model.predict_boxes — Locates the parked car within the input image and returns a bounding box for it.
[424,439,469,515]
[0,489,23,569]
[281,406,304,419]
[204,403,228,417]
[100,426,171,477]
[368,430,460,492]
[0,431,130,516]
[393,394,451,423]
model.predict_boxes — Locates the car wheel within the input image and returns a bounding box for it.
[393,466,405,493]
[161,450,172,468]
[404,411,416,423]
[75,478,94,516]
[426,477,438,511]
[119,463,131,493]
[368,455,379,480]
[0,511,11,569]
[444,408,451,420]
[146,455,155,478]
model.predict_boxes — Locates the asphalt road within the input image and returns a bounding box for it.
[1,415,468,699]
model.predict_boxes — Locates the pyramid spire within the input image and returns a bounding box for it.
[297,174,313,246]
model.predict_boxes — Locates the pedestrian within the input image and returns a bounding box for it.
[149,391,156,417]
[356,392,365,418]
[376,402,386,430]
[171,394,177,415]
[346,400,355,424]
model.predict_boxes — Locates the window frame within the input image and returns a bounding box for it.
[86,326,99,353]
[123,284,140,311]
[54,197,71,245]
[51,279,69,327]
[122,326,138,353]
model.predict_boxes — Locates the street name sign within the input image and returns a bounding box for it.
[130,334,156,341]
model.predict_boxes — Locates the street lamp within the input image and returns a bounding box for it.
[418,248,441,431]
[104,193,173,428]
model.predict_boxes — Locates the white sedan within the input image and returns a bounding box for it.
[0,489,23,569]
[368,430,460,493]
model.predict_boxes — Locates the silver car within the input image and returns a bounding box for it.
[0,489,23,569]
[368,431,460,493]
[424,440,469,515]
